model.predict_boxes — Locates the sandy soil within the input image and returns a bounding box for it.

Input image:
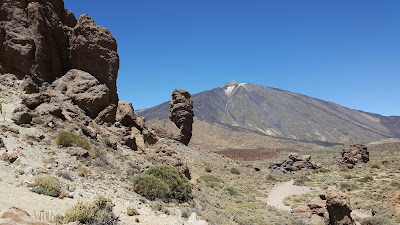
[266,180,313,210]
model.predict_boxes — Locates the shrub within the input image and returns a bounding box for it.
[360,216,397,225]
[77,167,91,177]
[314,168,331,173]
[266,174,277,181]
[294,176,311,186]
[33,176,60,197]
[200,174,223,183]
[230,168,240,175]
[60,196,118,224]
[56,131,91,150]
[371,164,381,169]
[204,166,212,173]
[339,182,358,191]
[132,174,170,201]
[389,181,400,188]
[132,164,191,202]
[357,176,374,183]
[127,207,139,216]
[224,186,240,196]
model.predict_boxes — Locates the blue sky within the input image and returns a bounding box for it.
[64,1,400,116]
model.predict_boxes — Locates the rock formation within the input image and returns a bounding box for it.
[0,207,50,225]
[169,89,194,145]
[269,152,321,173]
[1,0,119,118]
[339,144,369,169]
[292,188,353,225]
[326,189,354,225]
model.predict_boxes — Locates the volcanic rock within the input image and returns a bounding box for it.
[0,0,118,105]
[36,103,63,119]
[12,105,32,125]
[50,69,111,119]
[326,188,353,225]
[116,101,145,130]
[269,152,321,173]
[339,144,369,169]
[22,93,51,110]
[169,89,194,145]
[70,14,119,104]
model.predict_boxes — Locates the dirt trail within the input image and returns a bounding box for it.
[266,180,314,210]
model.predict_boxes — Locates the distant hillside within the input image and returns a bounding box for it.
[139,81,400,149]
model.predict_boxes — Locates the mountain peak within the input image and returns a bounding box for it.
[223,80,240,87]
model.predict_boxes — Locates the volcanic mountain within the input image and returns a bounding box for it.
[139,81,400,150]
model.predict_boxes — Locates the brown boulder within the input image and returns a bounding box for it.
[116,101,145,130]
[50,69,111,119]
[326,189,353,225]
[12,105,32,125]
[339,144,369,168]
[36,103,63,119]
[169,89,194,145]
[22,93,51,110]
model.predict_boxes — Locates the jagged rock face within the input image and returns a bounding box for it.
[169,89,194,145]
[339,144,369,169]
[70,14,119,104]
[0,0,119,105]
[268,152,321,173]
[326,189,353,225]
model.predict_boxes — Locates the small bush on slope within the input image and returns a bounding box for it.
[54,196,118,225]
[33,176,60,197]
[56,131,91,150]
[360,216,397,225]
[132,164,192,202]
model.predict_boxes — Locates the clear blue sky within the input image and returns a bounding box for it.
[64,0,400,116]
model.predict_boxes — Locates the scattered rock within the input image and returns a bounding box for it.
[0,207,50,225]
[169,89,194,145]
[0,148,21,164]
[0,137,5,149]
[22,93,51,110]
[269,152,321,173]
[68,147,89,159]
[339,144,369,169]
[36,103,63,119]
[326,188,354,225]
[20,76,39,94]
[12,105,32,125]
[116,101,145,130]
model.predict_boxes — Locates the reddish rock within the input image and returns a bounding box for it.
[116,101,145,130]
[169,89,194,145]
[0,207,50,225]
[339,144,369,169]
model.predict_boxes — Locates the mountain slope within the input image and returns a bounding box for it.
[139,81,400,146]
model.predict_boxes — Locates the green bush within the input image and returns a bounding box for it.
[294,175,311,186]
[131,174,170,200]
[60,196,118,224]
[132,164,191,202]
[371,164,381,169]
[339,182,358,191]
[200,174,223,183]
[224,186,240,196]
[56,131,91,150]
[230,168,240,175]
[204,166,212,173]
[34,176,60,197]
[357,176,374,183]
[266,174,277,181]
[360,216,397,225]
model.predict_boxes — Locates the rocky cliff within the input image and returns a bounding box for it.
[0,0,119,109]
